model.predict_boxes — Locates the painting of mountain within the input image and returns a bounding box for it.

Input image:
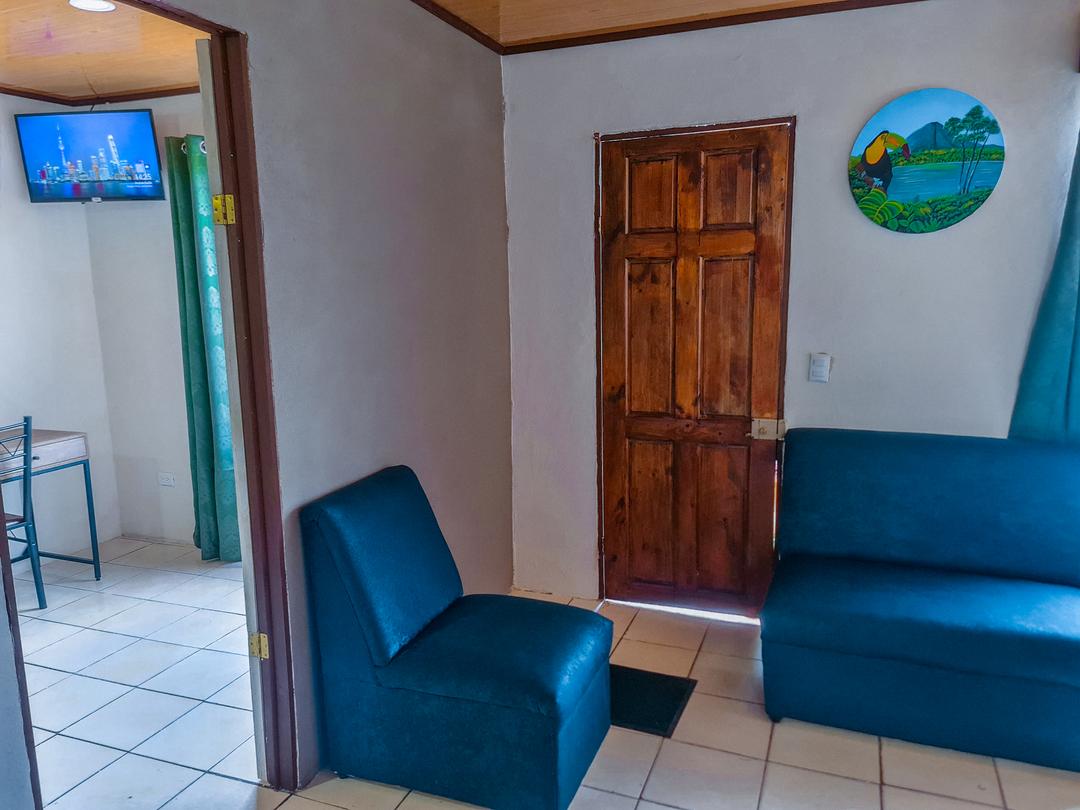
[849,88,1005,234]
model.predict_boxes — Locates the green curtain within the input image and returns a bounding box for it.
[166,135,241,562]
[1011,132,1080,443]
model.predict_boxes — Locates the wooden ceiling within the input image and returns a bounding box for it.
[0,0,206,105]
[415,0,927,53]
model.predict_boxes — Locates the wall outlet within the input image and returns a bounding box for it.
[158,472,177,488]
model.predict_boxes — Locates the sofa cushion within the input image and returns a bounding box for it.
[300,466,463,666]
[778,429,1080,587]
[379,594,612,722]
[762,556,1080,689]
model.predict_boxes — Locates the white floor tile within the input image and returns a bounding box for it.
[297,773,408,809]
[105,569,199,600]
[610,639,696,677]
[568,786,638,809]
[882,786,1001,809]
[625,611,708,650]
[995,758,1080,810]
[29,673,130,731]
[569,598,602,612]
[212,736,259,782]
[16,582,89,614]
[48,753,201,810]
[111,542,194,569]
[81,638,196,685]
[63,687,198,749]
[18,559,88,585]
[40,591,144,627]
[33,726,55,745]
[689,652,764,703]
[93,600,198,637]
[148,609,247,649]
[700,622,762,660]
[95,537,152,562]
[509,588,573,604]
[673,692,772,759]
[35,734,122,804]
[759,763,880,810]
[398,791,485,808]
[203,562,245,582]
[55,563,142,593]
[208,625,251,654]
[643,739,765,810]
[157,549,231,575]
[279,797,331,810]
[583,726,662,797]
[882,739,1002,806]
[24,663,69,695]
[219,587,249,614]
[209,674,254,710]
[598,602,638,647]
[18,617,81,655]
[152,577,245,610]
[141,648,251,699]
[134,702,254,770]
[769,720,880,782]
[162,773,289,810]
[26,627,136,671]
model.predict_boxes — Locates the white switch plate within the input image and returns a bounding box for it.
[158,472,177,488]
[809,353,832,383]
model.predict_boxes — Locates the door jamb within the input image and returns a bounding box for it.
[594,117,797,606]
[2,0,299,793]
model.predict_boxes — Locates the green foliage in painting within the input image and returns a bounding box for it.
[893,146,1005,167]
[944,105,1002,195]
[857,188,904,227]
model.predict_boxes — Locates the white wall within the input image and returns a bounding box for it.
[503,0,1080,597]
[87,94,205,544]
[0,94,122,557]
[169,0,513,781]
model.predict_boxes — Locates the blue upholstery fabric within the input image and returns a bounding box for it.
[301,465,463,665]
[764,557,1080,689]
[779,429,1080,587]
[302,466,612,810]
[764,429,1080,772]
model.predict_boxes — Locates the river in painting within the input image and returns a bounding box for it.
[887,161,1004,204]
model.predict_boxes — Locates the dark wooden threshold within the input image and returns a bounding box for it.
[0,83,201,108]
[409,0,928,55]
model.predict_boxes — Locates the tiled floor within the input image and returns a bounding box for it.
[18,571,1080,809]
[15,537,257,808]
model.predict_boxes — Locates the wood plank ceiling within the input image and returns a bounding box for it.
[0,0,206,105]
[416,0,927,53]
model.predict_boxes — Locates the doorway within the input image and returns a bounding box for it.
[597,119,794,614]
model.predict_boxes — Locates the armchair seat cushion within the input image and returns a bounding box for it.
[380,594,612,721]
[763,556,1080,689]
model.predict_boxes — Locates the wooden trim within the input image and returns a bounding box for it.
[593,133,605,600]
[207,32,297,793]
[411,0,926,55]
[600,116,797,143]
[116,0,232,34]
[0,490,43,810]
[407,0,506,54]
[0,84,202,108]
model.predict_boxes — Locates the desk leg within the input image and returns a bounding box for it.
[83,460,101,580]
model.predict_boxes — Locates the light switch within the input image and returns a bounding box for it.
[809,353,832,383]
[158,472,177,488]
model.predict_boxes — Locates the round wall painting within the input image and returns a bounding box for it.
[850,88,1004,234]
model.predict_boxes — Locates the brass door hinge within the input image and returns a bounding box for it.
[248,631,269,660]
[748,418,787,441]
[212,194,237,225]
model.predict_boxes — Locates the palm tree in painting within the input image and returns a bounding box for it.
[944,106,1002,196]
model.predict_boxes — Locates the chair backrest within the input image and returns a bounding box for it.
[778,428,1080,588]
[0,417,33,520]
[300,465,463,666]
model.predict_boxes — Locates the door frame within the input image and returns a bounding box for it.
[594,117,797,608]
[2,0,299,796]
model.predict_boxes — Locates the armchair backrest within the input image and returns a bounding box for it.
[778,429,1080,588]
[300,465,463,666]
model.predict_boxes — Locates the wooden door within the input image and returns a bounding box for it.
[598,121,793,612]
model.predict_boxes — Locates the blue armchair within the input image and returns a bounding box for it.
[301,466,612,809]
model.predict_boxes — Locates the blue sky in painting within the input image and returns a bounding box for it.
[851,88,1005,156]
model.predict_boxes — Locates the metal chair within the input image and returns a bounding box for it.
[1,417,45,609]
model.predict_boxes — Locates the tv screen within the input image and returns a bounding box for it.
[14,109,165,203]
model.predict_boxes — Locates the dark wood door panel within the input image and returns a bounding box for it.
[599,120,793,613]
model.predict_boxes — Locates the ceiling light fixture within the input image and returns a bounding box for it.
[69,0,117,11]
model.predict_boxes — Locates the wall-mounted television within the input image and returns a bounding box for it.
[14,109,165,203]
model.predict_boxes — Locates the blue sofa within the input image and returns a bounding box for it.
[301,466,612,810]
[762,429,1080,772]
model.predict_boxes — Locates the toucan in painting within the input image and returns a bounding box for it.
[855,131,911,194]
